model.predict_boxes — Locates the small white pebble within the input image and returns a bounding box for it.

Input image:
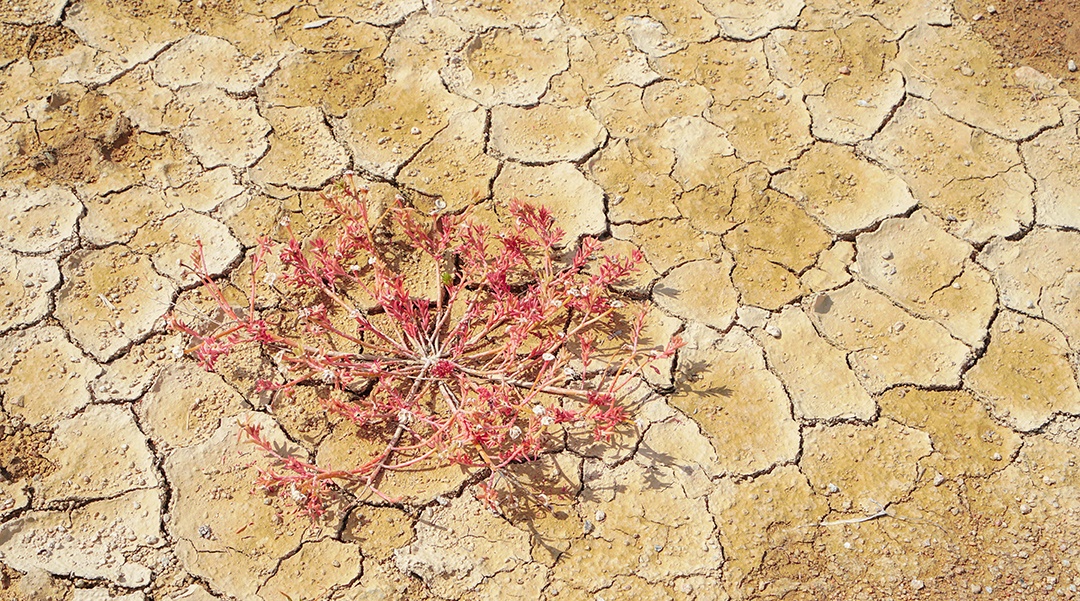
[1069,59,1078,72]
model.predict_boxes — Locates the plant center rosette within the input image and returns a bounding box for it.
[168,175,683,518]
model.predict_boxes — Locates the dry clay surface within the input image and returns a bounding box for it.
[2,0,1080,599]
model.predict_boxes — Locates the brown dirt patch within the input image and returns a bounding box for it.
[0,23,78,66]
[25,24,80,61]
[0,426,53,482]
[0,24,33,66]
[956,0,1080,96]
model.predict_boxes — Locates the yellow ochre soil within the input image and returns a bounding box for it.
[2,0,1080,599]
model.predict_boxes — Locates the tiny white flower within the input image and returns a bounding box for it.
[508,426,522,440]
[610,299,624,308]
[532,405,546,416]
[367,256,377,265]
[542,352,556,362]
[350,264,362,272]
[170,345,183,359]
[397,409,413,425]
[541,416,554,427]
[319,368,335,383]
[551,299,563,308]
[279,217,290,228]
[263,271,278,286]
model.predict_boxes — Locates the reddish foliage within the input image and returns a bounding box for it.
[169,175,683,517]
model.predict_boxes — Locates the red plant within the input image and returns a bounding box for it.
[168,175,683,518]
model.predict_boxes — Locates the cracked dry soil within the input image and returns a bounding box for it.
[2,0,1080,600]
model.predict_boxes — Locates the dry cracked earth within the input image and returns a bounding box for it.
[1,0,1080,600]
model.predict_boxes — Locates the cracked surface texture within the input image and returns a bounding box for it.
[2,0,1080,599]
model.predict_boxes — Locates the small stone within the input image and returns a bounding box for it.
[838,65,851,75]
[775,89,786,100]
[826,483,840,494]
[971,584,982,594]
[1019,504,1031,515]
[912,579,925,590]
[992,452,1002,461]
[764,324,782,338]
[594,510,606,522]
[986,5,996,13]
[933,473,946,486]
[1069,60,1078,73]
[582,519,594,535]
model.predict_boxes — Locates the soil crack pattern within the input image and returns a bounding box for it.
[2,0,1080,599]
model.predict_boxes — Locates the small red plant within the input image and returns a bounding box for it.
[168,175,683,518]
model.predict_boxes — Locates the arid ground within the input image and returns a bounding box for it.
[2,0,1080,600]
